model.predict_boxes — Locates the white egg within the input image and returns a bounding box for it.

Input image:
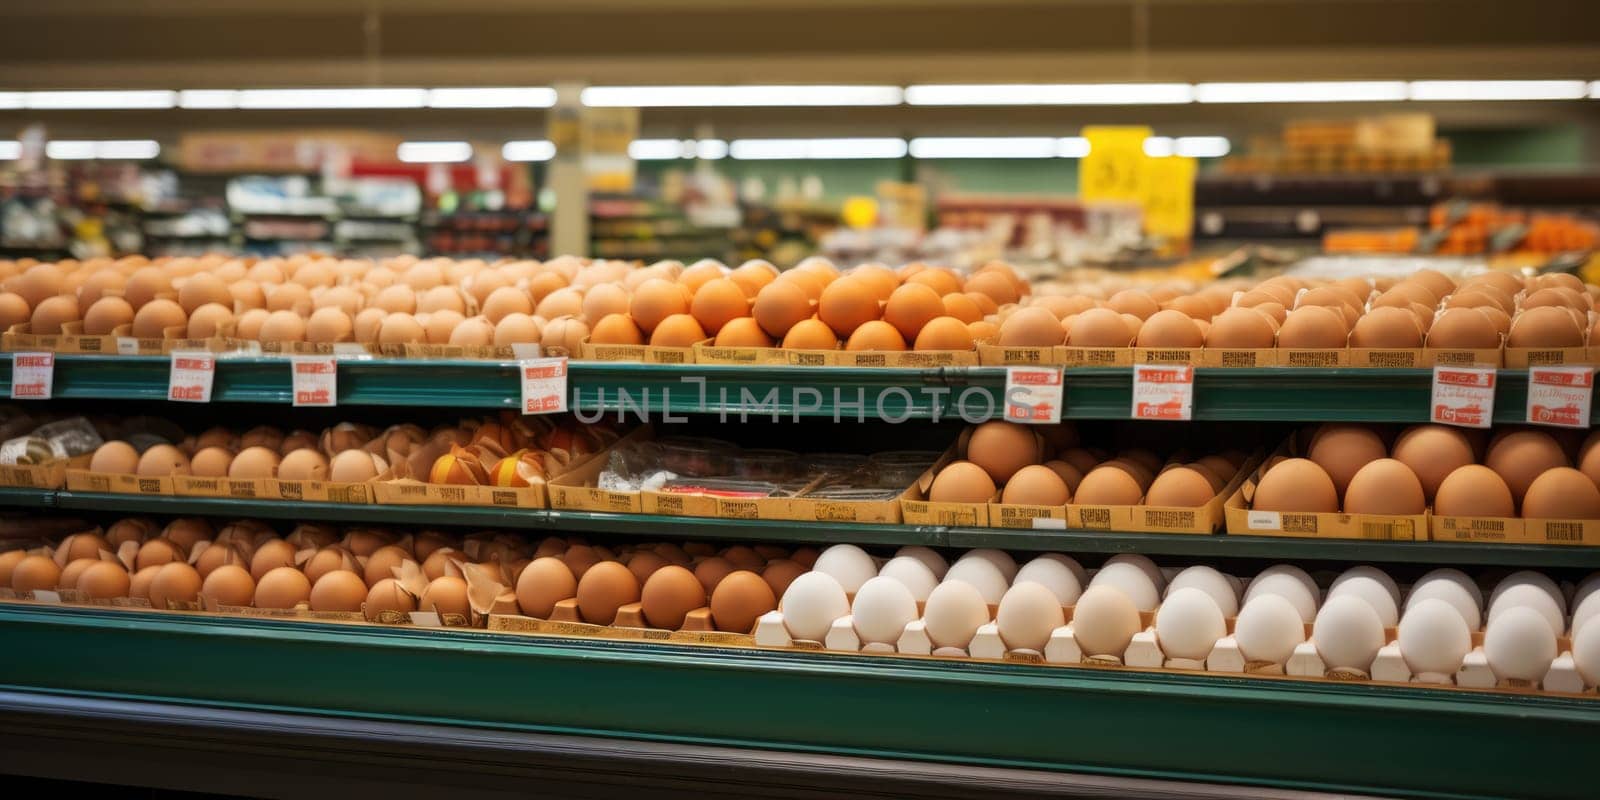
[1489,570,1567,616]
[996,581,1065,651]
[1570,590,1600,637]
[850,576,919,645]
[1223,572,1244,597]
[1397,598,1472,676]
[1104,553,1164,590]
[1071,585,1142,657]
[1247,564,1322,606]
[957,548,1018,582]
[1013,556,1082,606]
[1483,605,1557,682]
[1405,569,1483,630]
[1155,587,1227,660]
[892,545,948,579]
[1312,595,1387,671]
[1234,594,1307,665]
[1243,571,1318,623]
[1033,552,1088,586]
[876,556,939,601]
[1488,583,1565,638]
[1326,575,1399,628]
[813,543,877,594]
[943,557,1009,605]
[1164,565,1239,617]
[1090,562,1160,612]
[1573,571,1600,612]
[1330,565,1401,610]
[923,579,991,649]
[1571,616,1600,686]
[779,571,850,642]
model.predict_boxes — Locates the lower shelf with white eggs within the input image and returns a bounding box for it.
[0,601,1594,800]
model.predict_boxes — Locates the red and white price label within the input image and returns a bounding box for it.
[291,355,338,407]
[1526,366,1593,428]
[1131,365,1194,421]
[10,352,53,400]
[519,357,568,415]
[1430,365,1495,428]
[168,351,216,403]
[1004,366,1064,423]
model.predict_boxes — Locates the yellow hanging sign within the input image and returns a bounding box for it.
[1079,125,1152,204]
[1143,155,1197,242]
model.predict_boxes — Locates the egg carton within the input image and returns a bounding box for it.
[2,321,211,356]
[580,336,699,364]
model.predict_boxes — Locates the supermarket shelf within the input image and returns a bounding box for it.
[36,489,1600,568]
[3,355,1591,423]
[0,603,1593,799]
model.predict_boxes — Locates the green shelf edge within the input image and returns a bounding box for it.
[14,488,1600,568]
[0,603,1593,800]
[5,354,1591,422]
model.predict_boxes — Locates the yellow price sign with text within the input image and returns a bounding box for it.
[1143,155,1197,241]
[1080,126,1152,204]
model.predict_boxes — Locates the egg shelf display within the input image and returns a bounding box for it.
[1228,423,1600,545]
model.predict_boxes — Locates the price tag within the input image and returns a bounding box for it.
[168,351,216,403]
[10,352,53,399]
[1004,366,1064,423]
[291,355,337,407]
[1246,510,1283,531]
[1143,155,1197,241]
[519,357,569,415]
[115,337,139,355]
[1081,126,1153,204]
[409,611,443,627]
[510,342,542,360]
[30,589,61,603]
[1430,365,1495,428]
[1526,366,1593,428]
[1131,365,1194,420]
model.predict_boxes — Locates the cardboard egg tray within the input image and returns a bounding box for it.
[974,339,1536,369]
[695,341,979,367]
[1224,439,1428,541]
[0,453,90,490]
[1430,514,1600,547]
[1067,451,1262,535]
[487,601,756,647]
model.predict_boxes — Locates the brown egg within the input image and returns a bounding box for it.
[527,271,569,303]
[124,564,161,601]
[329,450,383,483]
[301,307,352,343]
[24,294,77,335]
[816,277,880,338]
[176,273,230,314]
[1146,466,1216,507]
[967,320,1000,341]
[574,561,639,625]
[254,310,304,343]
[516,556,577,618]
[133,537,183,571]
[365,578,417,618]
[1523,287,1586,312]
[1462,271,1526,297]
[309,570,367,612]
[625,551,668,585]
[249,539,297,581]
[58,562,98,596]
[81,296,134,336]
[880,284,943,342]
[1522,467,1600,519]
[161,518,211,553]
[1391,425,1475,502]
[373,284,417,314]
[137,444,190,477]
[0,292,31,331]
[752,281,812,338]
[648,313,707,347]
[781,318,838,350]
[58,531,110,563]
[181,302,233,339]
[234,308,270,340]
[493,313,542,346]
[422,547,462,581]
[265,283,312,315]
[1001,464,1070,505]
[1041,459,1085,493]
[422,310,465,344]
[377,312,425,344]
[228,446,280,479]
[1343,459,1426,514]
[939,292,984,324]
[965,292,1000,315]
[1487,430,1569,503]
[194,541,246,579]
[693,556,736,594]
[1204,307,1275,348]
[679,260,728,294]
[1253,458,1339,512]
[904,267,959,296]
[1307,424,1388,495]
[90,440,139,473]
[1074,466,1144,505]
[1427,308,1500,349]
[639,565,705,629]
[149,562,202,608]
[709,570,777,633]
[122,266,171,309]
[1067,308,1133,347]
[845,320,907,351]
[965,271,1021,306]
[10,554,60,592]
[1349,306,1422,348]
[1579,431,1600,488]
[713,316,774,347]
[998,307,1065,347]
[277,448,329,481]
[586,312,643,346]
[1134,309,1203,347]
[1508,306,1583,348]
[1277,305,1347,348]
[0,550,25,587]
[255,566,312,609]
[540,317,589,355]
[909,316,973,351]
[689,278,749,335]
[76,561,131,600]
[1103,289,1158,320]
[415,286,464,315]
[301,547,355,585]
[928,460,997,503]
[190,446,235,477]
[477,286,530,324]
[967,421,1042,483]
[730,260,779,296]
[535,288,585,321]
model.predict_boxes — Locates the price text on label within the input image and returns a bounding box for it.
[1429,366,1495,428]
[1526,366,1593,428]
[1004,366,1064,424]
[1131,364,1195,420]
[520,357,569,415]
[168,352,217,403]
[291,356,338,407]
[10,352,53,399]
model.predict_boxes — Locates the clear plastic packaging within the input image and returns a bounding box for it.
[728,449,800,481]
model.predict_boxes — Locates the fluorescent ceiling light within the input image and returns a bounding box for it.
[628,139,693,160]
[236,88,428,109]
[729,138,907,160]
[1143,137,1175,158]
[1407,80,1588,101]
[25,90,176,110]
[909,137,1060,159]
[46,139,160,160]
[1175,136,1230,158]
[502,140,556,162]
[1057,137,1090,158]
[696,139,729,160]
[427,87,556,108]
[0,93,24,110]
[178,90,240,109]
[0,141,21,160]
[397,141,472,163]
[1592,81,1600,99]
[582,85,903,107]
[1195,81,1408,103]
[905,83,1193,106]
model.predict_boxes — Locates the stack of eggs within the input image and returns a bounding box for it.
[928,420,1248,508]
[1253,423,1600,519]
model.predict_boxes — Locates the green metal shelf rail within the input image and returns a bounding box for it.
[13,487,1600,568]
[3,354,1590,422]
[0,603,1592,800]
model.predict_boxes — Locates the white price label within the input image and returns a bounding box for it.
[10,352,53,400]
[1430,366,1495,428]
[1004,366,1064,424]
[168,351,216,403]
[115,337,139,355]
[30,589,61,603]
[409,610,443,627]
[510,342,542,360]
[291,355,338,407]
[1131,365,1194,421]
[1526,366,1593,428]
[519,357,569,415]
[1246,510,1283,531]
